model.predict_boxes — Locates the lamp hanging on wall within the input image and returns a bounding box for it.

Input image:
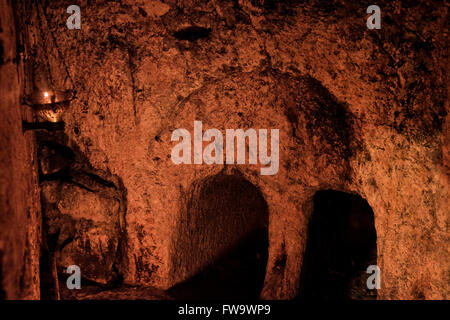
[22,0,76,132]
[22,89,74,131]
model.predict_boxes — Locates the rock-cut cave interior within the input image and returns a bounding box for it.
[0,0,448,302]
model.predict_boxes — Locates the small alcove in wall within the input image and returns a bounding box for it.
[169,172,269,299]
[298,190,377,300]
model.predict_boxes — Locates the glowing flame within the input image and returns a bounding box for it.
[44,91,49,98]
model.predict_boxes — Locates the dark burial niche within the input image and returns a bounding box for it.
[169,173,269,300]
[173,26,212,41]
[298,190,377,300]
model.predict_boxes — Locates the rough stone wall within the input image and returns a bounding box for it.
[0,0,41,299]
[35,0,449,299]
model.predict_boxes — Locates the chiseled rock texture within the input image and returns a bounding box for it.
[18,0,449,299]
[0,0,41,299]
[56,182,121,284]
[39,152,127,286]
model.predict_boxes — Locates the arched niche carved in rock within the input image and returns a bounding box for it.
[169,172,269,299]
[298,190,377,300]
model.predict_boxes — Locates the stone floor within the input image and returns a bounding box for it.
[60,283,172,300]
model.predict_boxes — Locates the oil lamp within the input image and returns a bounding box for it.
[22,0,76,133]
[22,89,75,132]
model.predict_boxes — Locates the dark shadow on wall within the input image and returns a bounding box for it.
[169,172,269,299]
[298,190,377,300]
[169,229,268,300]
[0,250,5,299]
[173,26,212,41]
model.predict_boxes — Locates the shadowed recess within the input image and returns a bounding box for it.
[298,190,377,300]
[173,26,212,41]
[169,173,269,299]
[0,250,5,299]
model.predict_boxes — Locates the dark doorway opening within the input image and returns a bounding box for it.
[298,190,377,300]
[169,229,268,299]
[169,173,269,300]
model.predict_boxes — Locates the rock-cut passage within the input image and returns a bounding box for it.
[298,190,377,300]
[169,173,269,299]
